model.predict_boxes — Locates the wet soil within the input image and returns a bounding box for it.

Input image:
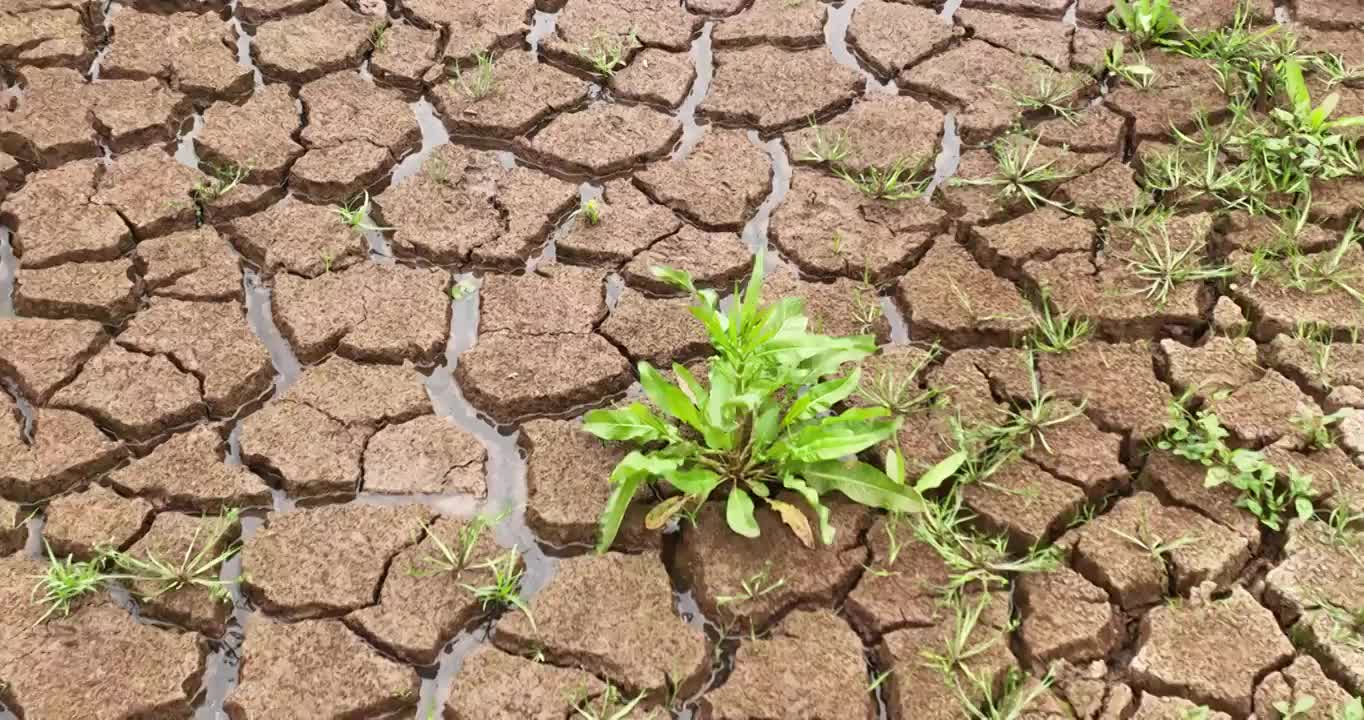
[3,1,1364,718]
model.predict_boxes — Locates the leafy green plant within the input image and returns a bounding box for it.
[583,253,968,551]
[571,684,652,720]
[1107,0,1184,47]
[1314,53,1364,89]
[108,509,241,604]
[1175,1,1284,104]
[579,30,637,77]
[1158,401,1315,530]
[368,21,388,52]
[333,191,391,234]
[1335,698,1364,720]
[1292,408,1353,450]
[192,163,247,204]
[953,134,1075,212]
[449,52,496,100]
[1278,227,1364,304]
[1105,43,1157,89]
[957,667,1054,720]
[574,197,603,226]
[460,547,535,631]
[799,120,852,165]
[913,493,1060,594]
[31,543,112,624]
[1028,292,1091,353]
[1276,696,1318,720]
[836,158,930,201]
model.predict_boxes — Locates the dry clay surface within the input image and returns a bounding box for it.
[2,0,1364,718]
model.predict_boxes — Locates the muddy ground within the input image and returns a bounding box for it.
[3,0,1364,717]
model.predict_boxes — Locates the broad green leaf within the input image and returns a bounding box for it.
[885,448,905,486]
[1315,92,1340,128]
[802,460,925,513]
[779,416,899,463]
[639,362,703,431]
[583,404,670,442]
[672,363,708,408]
[726,488,760,538]
[914,450,967,493]
[1283,60,1311,120]
[751,403,782,454]
[738,250,765,337]
[665,467,722,496]
[610,451,681,485]
[706,363,737,444]
[597,473,642,553]
[766,498,813,548]
[645,494,690,530]
[651,265,695,293]
[783,475,834,545]
[781,368,861,428]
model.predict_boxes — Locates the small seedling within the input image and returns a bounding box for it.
[1028,292,1092,354]
[192,163,247,204]
[449,52,496,100]
[368,21,388,52]
[1006,71,1083,122]
[1276,696,1318,720]
[990,352,1086,455]
[920,593,1013,680]
[408,513,504,577]
[460,546,535,631]
[108,508,241,604]
[574,197,603,226]
[836,157,930,201]
[1105,43,1157,89]
[867,669,893,693]
[31,543,111,624]
[956,667,1054,720]
[333,191,392,234]
[715,564,786,607]
[1107,0,1184,47]
[1314,53,1364,89]
[851,272,883,334]
[578,29,637,77]
[571,684,651,720]
[799,120,852,165]
[1292,408,1353,450]
[448,277,478,301]
[952,134,1075,212]
[914,493,1060,593]
[1107,512,1196,570]
[857,347,942,415]
[1121,220,1233,307]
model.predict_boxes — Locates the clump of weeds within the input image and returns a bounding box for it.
[30,543,112,624]
[836,157,931,201]
[192,163,247,204]
[799,119,852,165]
[579,29,637,77]
[107,508,242,604]
[952,134,1076,213]
[449,52,496,100]
[333,191,392,234]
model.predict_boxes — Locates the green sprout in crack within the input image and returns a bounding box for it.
[570,683,653,720]
[836,157,931,201]
[1104,43,1157,89]
[990,351,1086,455]
[449,277,478,301]
[449,52,496,100]
[1120,219,1233,308]
[1279,225,1364,305]
[914,493,1060,595]
[1314,53,1364,90]
[192,163,247,204]
[1027,290,1092,354]
[953,134,1075,213]
[578,29,637,78]
[1291,408,1353,451]
[799,119,852,165]
[107,508,241,605]
[408,512,506,577]
[1106,0,1184,47]
[851,270,883,334]
[957,667,1055,720]
[30,543,112,624]
[333,191,392,234]
[1005,70,1084,123]
[573,197,603,226]
[368,21,389,52]
[920,593,1014,682]
[1293,321,1360,390]
[857,346,943,416]
[460,546,536,632]
[715,563,786,607]
[1106,511,1197,571]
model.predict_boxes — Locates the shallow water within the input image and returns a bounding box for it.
[674,23,715,160]
[0,226,15,318]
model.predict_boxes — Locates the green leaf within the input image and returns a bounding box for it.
[885,448,905,486]
[672,363,708,408]
[610,450,681,485]
[778,415,899,463]
[914,450,967,494]
[639,363,702,431]
[782,476,834,545]
[802,460,925,513]
[597,473,642,553]
[751,402,782,454]
[644,494,690,530]
[726,488,760,538]
[781,367,861,428]
[738,250,765,336]
[665,467,721,496]
[583,403,670,442]
[651,265,695,293]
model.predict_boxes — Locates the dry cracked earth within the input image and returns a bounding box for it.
[4,0,1364,718]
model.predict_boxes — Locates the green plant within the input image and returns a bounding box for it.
[799,120,852,165]
[108,509,241,604]
[449,52,496,100]
[571,684,651,720]
[460,547,535,631]
[1120,219,1234,307]
[1182,706,1213,720]
[31,543,111,624]
[1314,53,1364,89]
[851,272,883,334]
[920,593,1014,680]
[1279,226,1364,304]
[957,667,1054,720]
[836,157,930,201]
[914,493,1060,594]
[1107,0,1184,47]
[1006,71,1083,122]
[1175,1,1284,105]
[1292,408,1353,449]
[1158,400,1315,530]
[574,197,603,226]
[368,21,388,52]
[991,352,1086,455]
[715,563,786,606]
[1107,511,1197,570]
[952,134,1075,212]
[449,277,478,300]
[192,163,247,203]
[578,30,637,77]
[1105,43,1157,89]
[333,191,392,234]
[1028,292,1092,353]
[583,253,968,551]
[857,347,942,416]
[408,513,505,577]
[1276,696,1318,720]
[1335,698,1364,720]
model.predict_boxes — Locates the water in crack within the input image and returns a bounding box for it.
[1,378,36,443]
[929,112,961,194]
[674,23,715,160]
[415,627,487,717]
[0,225,15,317]
[242,269,302,398]
[740,133,792,255]
[229,0,264,88]
[86,1,117,81]
[175,113,205,170]
[390,99,451,187]
[825,0,897,92]
[882,296,910,344]
[527,9,559,58]
[416,279,560,714]
[528,182,598,272]
[940,0,963,20]
[191,514,261,720]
